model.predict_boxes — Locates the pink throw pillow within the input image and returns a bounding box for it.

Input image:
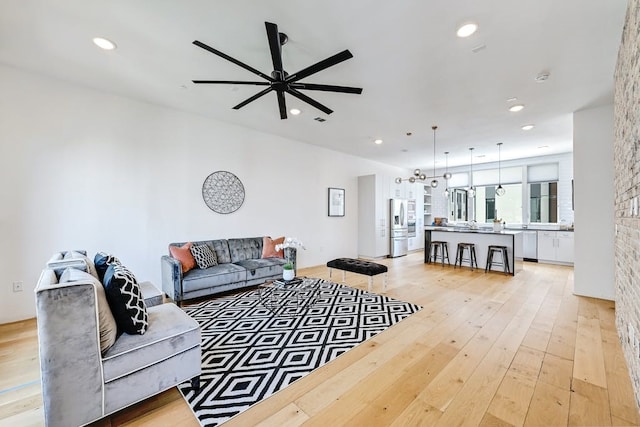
[169,242,196,273]
[262,236,285,258]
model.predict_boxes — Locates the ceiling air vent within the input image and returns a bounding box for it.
[471,44,487,53]
[314,117,326,122]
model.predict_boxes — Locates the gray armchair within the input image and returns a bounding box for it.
[35,266,201,427]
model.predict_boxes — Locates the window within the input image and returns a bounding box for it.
[474,184,523,224]
[529,181,558,223]
[448,189,468,222]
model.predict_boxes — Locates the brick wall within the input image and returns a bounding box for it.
[614,0,640,408]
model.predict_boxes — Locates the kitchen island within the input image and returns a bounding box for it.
[424,226,523,275]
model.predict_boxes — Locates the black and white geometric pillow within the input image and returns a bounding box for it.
[102,263,148,335]
[190,244,218,269]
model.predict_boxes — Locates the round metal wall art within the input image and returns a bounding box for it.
[202,171,245,214]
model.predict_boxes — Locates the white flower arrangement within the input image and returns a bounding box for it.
[275,237,306,269]
[275,237,306,251]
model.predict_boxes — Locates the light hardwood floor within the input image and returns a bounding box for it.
[1,252,639,426]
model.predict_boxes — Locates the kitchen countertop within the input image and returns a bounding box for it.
[424,225,524,275]
[429,225,574,232]
[424,226,522,235]
[518,227,574,232]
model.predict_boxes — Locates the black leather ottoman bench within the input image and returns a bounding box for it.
[326,258,388,292]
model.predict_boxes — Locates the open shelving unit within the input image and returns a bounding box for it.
[423,185,432,226]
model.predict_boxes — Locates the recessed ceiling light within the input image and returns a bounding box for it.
[509,104,525,112]
[374,139,383,145]
[506,97,518,102]
[290,108,301,115]
[522,124,535,131]
[92,37,116,50]
[456,23,478,38]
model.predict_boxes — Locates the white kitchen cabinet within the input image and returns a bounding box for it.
[391,180,406,199]
[408,193,424,251]
[406,182,417,200]
[358,174,390,258]
[537,230,574,264]
[556,232,574,263]
[537,231,556,261]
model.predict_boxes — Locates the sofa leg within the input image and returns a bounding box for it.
[191,376,200,392]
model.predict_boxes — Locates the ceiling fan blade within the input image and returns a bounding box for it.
[193,40,273,82]
[286,87,333,115]
[276,91,287,119]
[289,82,362,94]
[192,80,270,86]
[232,87,273,110]
[286,50,354,83]
[265,22,284,77]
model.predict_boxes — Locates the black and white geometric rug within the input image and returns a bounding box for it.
[178,278,421,426]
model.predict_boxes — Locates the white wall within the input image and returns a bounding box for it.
[573,104,615,300]
[0,65,404,323]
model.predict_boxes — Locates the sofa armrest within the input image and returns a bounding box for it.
[35,270,104,427]
[161,255,183,303]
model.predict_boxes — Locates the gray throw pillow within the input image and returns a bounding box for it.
[59,268,117,353]
[63,250,99,280]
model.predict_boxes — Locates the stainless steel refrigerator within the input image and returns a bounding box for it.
[389,198,408,257]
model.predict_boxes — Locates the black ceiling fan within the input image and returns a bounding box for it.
[192,21,362,119]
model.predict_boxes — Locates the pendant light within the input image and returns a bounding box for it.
[430,125,439,188]
[394,124,443,187]
[443,151,451,198]
[468,147,475,198]
[495,142,506,196]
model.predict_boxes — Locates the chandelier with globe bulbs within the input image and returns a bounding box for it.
[395,125,451,187]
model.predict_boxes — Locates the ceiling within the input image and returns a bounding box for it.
[0,0,628,170]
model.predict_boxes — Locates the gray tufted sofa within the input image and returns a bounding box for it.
[35,255,201,427]
[161,237,296,304]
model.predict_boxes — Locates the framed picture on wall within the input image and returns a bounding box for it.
[328,187,345,217]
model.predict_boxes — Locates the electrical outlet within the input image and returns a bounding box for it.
[12,281,23,292]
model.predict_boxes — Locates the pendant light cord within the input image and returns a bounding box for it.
[445,151,449,178]
[469,147,474,188]
[432,125,437,179]
[498,142,502,185]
